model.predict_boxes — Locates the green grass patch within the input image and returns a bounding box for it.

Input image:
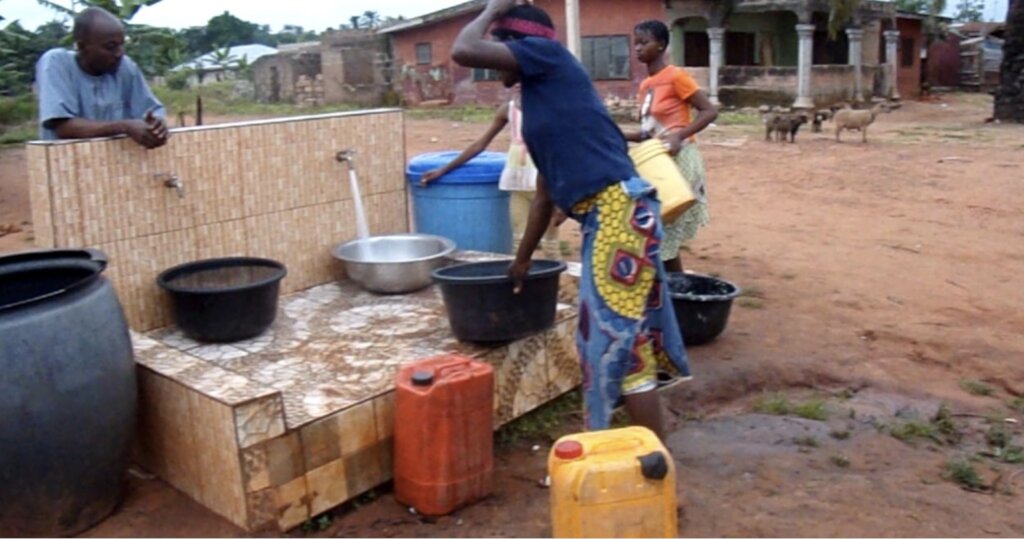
[829,429,851,440]
[1007,397,1024,413]
[889,420,937,443]
[716,111,763,126]
[0,95,36,126]
[405,104,498,123]
[559,240,574,258]
[736,297,764,309]
[152,82,358,120]
[738,285,764,299]
[983,424,1024,464]
[793,436,819,448]
[943,458,986,491]
[889,404,964,446]
[301,514,332,532]
[496,389,582,445]
[753,393,829,421]
[959,379,995,397]
[830,455,851,468]
[0,123,35,146]
[932,404,964,445]
[793,401,829,421]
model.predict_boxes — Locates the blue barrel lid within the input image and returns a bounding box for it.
[406,151,507,185]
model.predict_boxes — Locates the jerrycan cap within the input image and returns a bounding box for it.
[411,370,434,386]
[554,440,584,460]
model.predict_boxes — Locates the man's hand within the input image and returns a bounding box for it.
[419,168,445,186]
[145,109,169,146]
[507,257,532,294]
[122,119,165,149]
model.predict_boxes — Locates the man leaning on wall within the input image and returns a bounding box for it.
[35,6,169,148]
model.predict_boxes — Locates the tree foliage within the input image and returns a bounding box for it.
[952,0,985,21]
[828,0,862,39]
[0,5,326,95]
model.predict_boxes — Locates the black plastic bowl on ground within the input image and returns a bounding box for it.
[157,257,287,343]
[432,260,567,342]
[667,272,741,346]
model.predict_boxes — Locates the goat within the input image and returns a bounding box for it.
[810,109,832,133]
[834,103,887,143]
[765,113,808,143]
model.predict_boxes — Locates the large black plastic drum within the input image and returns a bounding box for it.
[0,249,136,536]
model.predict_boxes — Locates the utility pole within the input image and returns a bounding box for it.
[566,0,581,58]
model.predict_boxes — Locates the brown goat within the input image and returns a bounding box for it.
[765,113,808,143]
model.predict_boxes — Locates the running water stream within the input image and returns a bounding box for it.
[348,167,370,241]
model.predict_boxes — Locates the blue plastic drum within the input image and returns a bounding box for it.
[407,151,512,254]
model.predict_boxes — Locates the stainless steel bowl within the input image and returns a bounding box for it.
[332,233,456,294]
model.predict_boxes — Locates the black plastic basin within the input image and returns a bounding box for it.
[157,257,287,342]
[432,260,567,342]
[668,272,741,346]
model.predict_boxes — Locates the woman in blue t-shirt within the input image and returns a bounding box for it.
[452,0,691,437]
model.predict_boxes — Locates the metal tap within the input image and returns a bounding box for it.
[154,172,185,199]
[336,149,356,165]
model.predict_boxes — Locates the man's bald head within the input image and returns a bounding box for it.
[72,7,126,76]
[73,7,123,43]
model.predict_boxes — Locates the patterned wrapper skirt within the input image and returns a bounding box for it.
[571,177,692,430]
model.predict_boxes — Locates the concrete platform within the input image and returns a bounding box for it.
[131,253,581,532]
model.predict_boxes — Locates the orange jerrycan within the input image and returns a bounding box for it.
[394,354,494,516]
[548,426,677,538]
[629,139,696,222]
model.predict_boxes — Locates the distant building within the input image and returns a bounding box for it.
[173,44,278,87]
[381,0,926,108]
[250,31,393,108]
[252,42,322,105]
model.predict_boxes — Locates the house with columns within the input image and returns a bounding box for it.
[669,0,922,107]
[380,0,923,109]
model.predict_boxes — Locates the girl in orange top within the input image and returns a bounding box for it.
[627,20,718,273]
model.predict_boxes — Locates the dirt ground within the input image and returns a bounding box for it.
[3,93,1024,537]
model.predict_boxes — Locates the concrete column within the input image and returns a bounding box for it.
[793,23,815,109]
[707,27,725,107]
[566,0,581,59]
[884,29,901,100]
[846,27,864,103]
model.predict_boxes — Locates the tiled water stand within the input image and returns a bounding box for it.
[26,110,584,531]
[132,254,582,532]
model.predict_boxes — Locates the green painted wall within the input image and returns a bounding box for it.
[670,11,801,67]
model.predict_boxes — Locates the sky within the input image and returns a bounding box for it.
[0,0,1011,33]
[0,0,466,32]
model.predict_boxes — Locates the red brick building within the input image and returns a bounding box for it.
[382,0,924,108]
[383,0,662,106]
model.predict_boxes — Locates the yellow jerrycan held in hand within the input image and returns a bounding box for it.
[548,426,678,538]
[629,139,696,223]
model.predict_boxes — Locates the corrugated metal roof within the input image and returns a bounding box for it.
[173,44,278,72]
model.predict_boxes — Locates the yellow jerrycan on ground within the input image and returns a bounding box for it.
[548,426,678,538]
[629,139,696,223]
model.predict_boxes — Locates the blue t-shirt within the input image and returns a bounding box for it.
[35,48,166,141]
[505,37,636,211]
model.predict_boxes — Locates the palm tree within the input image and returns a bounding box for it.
[349,16,360,29]
[34,0,163,21]
[994,0,1023,122]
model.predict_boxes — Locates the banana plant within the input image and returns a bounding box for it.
[828,0,863,39]
[33,0,163,21]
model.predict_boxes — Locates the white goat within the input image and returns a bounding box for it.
[834,103,887,143]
